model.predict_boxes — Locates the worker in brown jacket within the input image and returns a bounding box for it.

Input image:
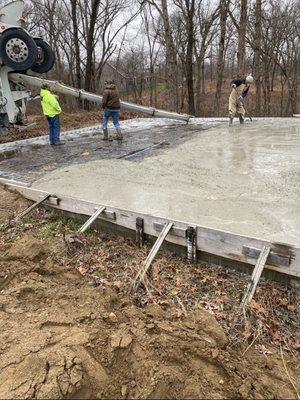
[101,80,122,140]
[229,75,253,125]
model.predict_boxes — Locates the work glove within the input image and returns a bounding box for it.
[231,84,237,88]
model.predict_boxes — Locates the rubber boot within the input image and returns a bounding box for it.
[102,128,108,140]
[239,115,244,124]
[115,128,123,141]
[229,117,233,125]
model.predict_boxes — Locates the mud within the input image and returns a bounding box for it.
[33,118,300,246]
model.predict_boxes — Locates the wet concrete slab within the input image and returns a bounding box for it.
[31,118,300,246]
[1,118,300,247]
[0,123,206,183]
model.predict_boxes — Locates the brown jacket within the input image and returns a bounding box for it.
[101,84,121,110]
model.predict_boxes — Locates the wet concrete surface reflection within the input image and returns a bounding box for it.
[7,118,300,245]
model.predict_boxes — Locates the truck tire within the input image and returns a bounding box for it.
[31,38,55,74]
[0,28,38,71]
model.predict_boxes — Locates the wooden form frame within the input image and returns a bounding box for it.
[1,178,299,281]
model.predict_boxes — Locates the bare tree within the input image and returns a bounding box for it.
[174,0,196,114]
[145,0,179,111]
[23,0,299,116]
[253,0,262,115]
[70,0,82,89]
[237,0,247,74]
[194,0,219,115]
[142,4,161,106]
[215,0,228,115]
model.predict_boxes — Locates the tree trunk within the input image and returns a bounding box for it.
[185,0,196,115]
[195,57,201,115]
[215,0,228,116]
[84,0,101,109]
[160,0,179,112]
[237,0,247,74]
[253,0,262,116]
[71,0,81,89]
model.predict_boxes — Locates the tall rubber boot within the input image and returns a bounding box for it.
[239,115,244,124]
[115,128,123,141]
[229,117,233,125]
[102,128,108,140]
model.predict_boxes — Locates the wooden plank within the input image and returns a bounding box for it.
[78,206,106,233]
[1,179,300,280]
[241,245,271,307]
[132,222,173,291]
[154,222,186,238]
[96,209,115,221]
[16,193,50,220]
[242,245,290,267]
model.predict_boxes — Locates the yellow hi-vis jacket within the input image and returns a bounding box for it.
[40,89,62,117]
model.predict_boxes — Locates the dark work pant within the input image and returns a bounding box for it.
[46,115,60,144]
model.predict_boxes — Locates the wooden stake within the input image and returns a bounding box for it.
[15,193,50,220]
[241,245,271,307]
[186,226,197,261]
[132,222,173,292]
[136,217,145,248]
[78,206,106,233]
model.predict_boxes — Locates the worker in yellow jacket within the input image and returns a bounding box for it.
[40,83,64,145]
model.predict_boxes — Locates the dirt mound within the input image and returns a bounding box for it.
[0,187,299,399]
[5,234,46,261]
[0,188,29,221]
[0,235,298,400]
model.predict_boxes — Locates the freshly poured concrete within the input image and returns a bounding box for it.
[33,119,300,246]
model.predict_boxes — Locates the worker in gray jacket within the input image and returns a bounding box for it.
[229,75,253,125]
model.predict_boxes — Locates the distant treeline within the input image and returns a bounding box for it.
[25,0,299,117]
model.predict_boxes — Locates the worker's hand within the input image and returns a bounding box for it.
[231,83,236,88]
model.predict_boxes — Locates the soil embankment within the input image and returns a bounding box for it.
[0,187,299,399]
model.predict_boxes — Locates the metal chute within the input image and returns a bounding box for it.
[10,73,191,122]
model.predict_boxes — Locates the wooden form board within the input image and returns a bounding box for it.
[1,178,300,280]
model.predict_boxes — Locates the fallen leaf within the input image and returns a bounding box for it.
[255,344,273,355]
[77,266,86,276]
[292,340,300,350]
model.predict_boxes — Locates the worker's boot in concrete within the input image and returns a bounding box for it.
[115,128,123,141]
[239,115,244,124]
[102,128,108,140]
